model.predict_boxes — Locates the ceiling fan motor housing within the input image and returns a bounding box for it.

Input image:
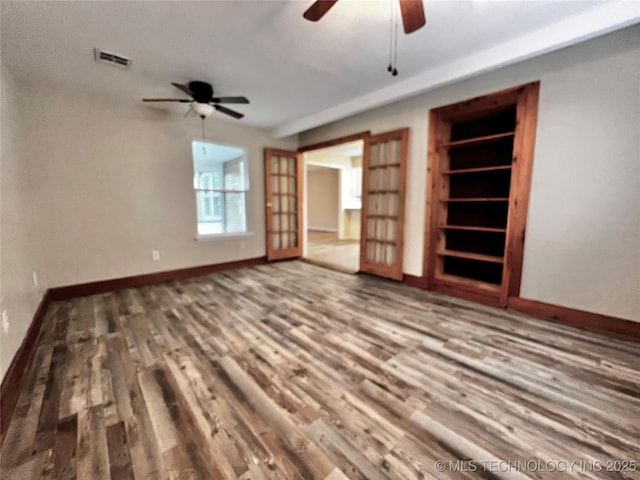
[142,81,247,119]
[189,81,214,103]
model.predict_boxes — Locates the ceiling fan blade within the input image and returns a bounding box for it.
[211,96,250,105]
[214,105,244,119]
[399,0,426,34]
[303,0,339,21]
[142,98,192,102]
[171,82,193,96]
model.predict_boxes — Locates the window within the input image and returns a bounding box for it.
[192,141,249,236]
[197,172,223,223]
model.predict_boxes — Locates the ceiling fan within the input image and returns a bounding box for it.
[303,0,426,34]
[142,81,249,119]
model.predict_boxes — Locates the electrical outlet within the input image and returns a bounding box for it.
[33,272,38,287]
[2,309,9,334]
[152,250,160,261]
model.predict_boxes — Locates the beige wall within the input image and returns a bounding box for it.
[304,150,352,168]
[1,78,295,380]
[304,149,349,239]
[15,82,296,290]
[299,26,640,322]
[307,168,340,231]
[345,210,361,240]
[1,68,49,379]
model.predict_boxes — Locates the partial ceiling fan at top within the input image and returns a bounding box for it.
[303,0,426,34]
[303,0,426,76]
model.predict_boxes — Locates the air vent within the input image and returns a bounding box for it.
[94,48,131,68]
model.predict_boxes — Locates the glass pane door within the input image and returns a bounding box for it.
[264,149,303,260]
[360,129,409,280]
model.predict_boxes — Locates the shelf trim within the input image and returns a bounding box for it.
[442,165,512,175]
[442,131,515,149]
[441,197,509,203]
[439,225,507,233]
[435,274,501,293]
[437,249,504,264]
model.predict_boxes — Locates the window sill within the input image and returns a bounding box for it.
[195,232,254,242]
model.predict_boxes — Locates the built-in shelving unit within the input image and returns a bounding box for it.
[425,82,540,306]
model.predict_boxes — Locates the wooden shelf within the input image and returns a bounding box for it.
[442,131,515,149]
[442,165,512,175]
[437,249,504,264]
[439,225,507,233]
[441,197,509,203]
[435,274,501,293]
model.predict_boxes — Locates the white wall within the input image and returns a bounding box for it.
[519,32,640,322]
[299,26,640,322]
[0,68,49,379]
[16,82,296,289]
[307,168,340,231]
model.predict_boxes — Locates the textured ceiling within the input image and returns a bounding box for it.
[2,1,638,136]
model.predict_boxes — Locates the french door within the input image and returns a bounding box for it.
[264,148,303,260]
[359,129,409,280]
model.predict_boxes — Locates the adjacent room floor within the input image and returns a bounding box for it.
[306,231,360,273]
[1,261,639,479]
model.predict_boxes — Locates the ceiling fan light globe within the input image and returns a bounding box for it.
[191,102,214,118]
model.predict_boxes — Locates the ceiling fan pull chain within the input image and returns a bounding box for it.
[201,117,206,153]
[387,0,394,72]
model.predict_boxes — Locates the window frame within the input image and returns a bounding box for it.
[197,172,224,223]
[192,140,253,241]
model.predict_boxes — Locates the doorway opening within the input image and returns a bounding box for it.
[302,140,364,273]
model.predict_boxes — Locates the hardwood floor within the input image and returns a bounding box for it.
[306,231,360,273]
[1,261,639,479]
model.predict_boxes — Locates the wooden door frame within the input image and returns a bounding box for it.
[298,130,370,265]
[424,81,540,306]
[360,128,409,281]
[264,148,304,261]
[298,131,371,153]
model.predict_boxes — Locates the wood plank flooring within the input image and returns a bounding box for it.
[1,261,639,479]
[306,231,360,273]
